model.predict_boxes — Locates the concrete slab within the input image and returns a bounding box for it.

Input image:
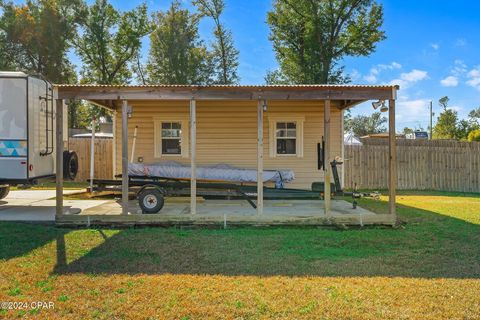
[5,189,79,200]
[0,190,109,222]
[81,198,372,217]
[58,198,394,226]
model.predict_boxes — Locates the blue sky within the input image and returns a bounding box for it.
[103,0,480,130]
[11,0,480,129]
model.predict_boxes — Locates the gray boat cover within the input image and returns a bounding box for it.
[128,161,294,187]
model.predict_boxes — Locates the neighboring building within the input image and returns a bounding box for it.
[344,132,362,145]
[406,131,429,140]
[72,132,113,139]
[361,132,405,140]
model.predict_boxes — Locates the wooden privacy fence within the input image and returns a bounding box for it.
[68,138,113,182]
[68,137,480,192]
[344,139,480,192]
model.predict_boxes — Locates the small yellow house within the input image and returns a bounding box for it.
[53,84,399,226]
[114,99,343,190]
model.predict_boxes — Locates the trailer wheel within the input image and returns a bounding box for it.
[0,186,10,200]
[63,151,79,180]
[138,189,164,214]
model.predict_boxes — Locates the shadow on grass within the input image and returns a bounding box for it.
[0,222,68,261]
[46,202,480,279]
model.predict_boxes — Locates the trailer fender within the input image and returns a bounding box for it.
[137,184,166,196]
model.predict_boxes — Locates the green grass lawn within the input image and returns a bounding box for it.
[0,191,479,319]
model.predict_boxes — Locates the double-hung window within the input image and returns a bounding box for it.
[268,115,304,158]
[161,122,182,155]
[154,116,189,158]
[275,122,297,155]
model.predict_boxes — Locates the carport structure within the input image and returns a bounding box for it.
[53,84,399,226]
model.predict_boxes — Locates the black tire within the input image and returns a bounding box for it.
[0,186,10,200]
[138,188,164,214]
[63,151,79,180]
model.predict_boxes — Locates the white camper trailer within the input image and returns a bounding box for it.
[0,72,77,199]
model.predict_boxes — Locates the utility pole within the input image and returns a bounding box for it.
[429,100,433,140]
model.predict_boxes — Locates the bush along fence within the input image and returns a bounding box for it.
[344,139,480,193]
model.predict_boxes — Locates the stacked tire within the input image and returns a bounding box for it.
[63,151,79,181]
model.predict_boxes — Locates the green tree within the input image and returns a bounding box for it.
[193,0,239,84]
[73,0,150,122]
[344,112,387,138]
[0,32,14,70]
[147,0,212,84]
[266,0,385,84]
[433,96,460,139]
[73,0,151,85]
[469,107,480,122]
[0,0,80,82]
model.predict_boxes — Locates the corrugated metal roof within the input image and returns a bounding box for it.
[54,83,399,89]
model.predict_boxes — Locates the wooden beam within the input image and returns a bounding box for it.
[388,99,397,219]
[121,100,129,215]
[190,98,197,215]
[324,99,331,217]
[55,99,64,217]
[257,100,264,215]
[57,87,397,102]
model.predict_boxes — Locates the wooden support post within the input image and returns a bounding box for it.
[324,99,331,216]
[257,99,264,215]
[340,109,345,188]
[89,117,96,192]
[121,100,129,215]
[55,99,64,217]
[388,99,397,218]
[190,98,197,215]
[112,110,117,178]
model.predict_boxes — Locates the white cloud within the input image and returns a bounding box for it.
[449,105,463,112]
[440,76,459,87]
[430,43,440,50]
[452,60,467,76]
[389,69,428,89]
[363,62,402,83]
[395,96,431,124]
[467,67,480,90]
[401,69,428,82]
[390,62,402,69]
[364,74,377,83]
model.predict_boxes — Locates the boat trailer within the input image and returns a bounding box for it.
[89,176,321,214]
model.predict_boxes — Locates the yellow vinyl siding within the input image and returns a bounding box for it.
[114,100,343,189]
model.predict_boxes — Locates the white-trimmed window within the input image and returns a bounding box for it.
[161,122,182,155]
[154,116,189,158]
[269,115,304,158]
